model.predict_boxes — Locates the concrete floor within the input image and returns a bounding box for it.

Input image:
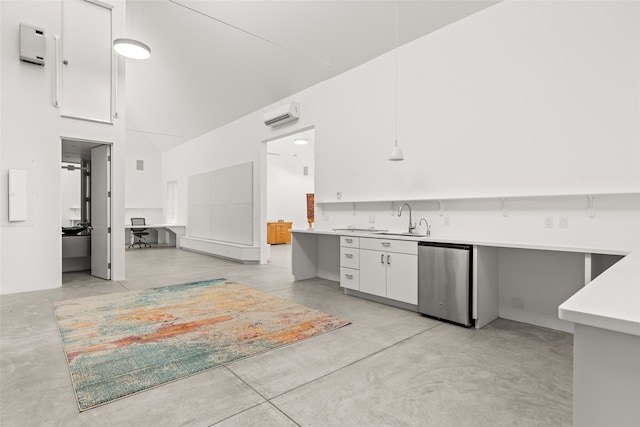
[0,245,573,426]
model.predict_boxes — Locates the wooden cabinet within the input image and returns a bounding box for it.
[267,222,292,244]
[340,236,360,290]
[359,238,418,304]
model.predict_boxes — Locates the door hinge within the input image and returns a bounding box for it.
[107,191,111,197]
[107,227,111,233]
[85,197,90,202]
[108,263,111,269]
[107,155,111,161]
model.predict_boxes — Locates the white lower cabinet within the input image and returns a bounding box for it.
[340,267,360,290]
[359,249,388,297]
[386,251,418,304]
[359,238,418,305]
[340,236,360,290]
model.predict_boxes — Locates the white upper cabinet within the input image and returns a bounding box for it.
[61,0,112,123]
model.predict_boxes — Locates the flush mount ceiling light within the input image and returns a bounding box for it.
[113,38,151,59]
[293,138,309,145]
[388,0,404,161]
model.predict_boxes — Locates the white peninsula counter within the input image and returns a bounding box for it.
[559,251,640,427]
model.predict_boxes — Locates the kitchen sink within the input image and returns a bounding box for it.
[374,232,426,237]
[333,228,388,233]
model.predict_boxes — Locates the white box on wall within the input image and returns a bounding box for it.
[19,23,45,66]
[8,169,27,222]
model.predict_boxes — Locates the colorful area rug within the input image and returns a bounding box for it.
[53,279,350,411]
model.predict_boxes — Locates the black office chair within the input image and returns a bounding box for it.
[129,218,150,248]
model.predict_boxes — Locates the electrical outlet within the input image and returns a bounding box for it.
[511,296,524,310]
[559,217,569,229]
[336,192,342,200]
[444,216,450,226]
[368,216,375,224]
[544,217,554,228]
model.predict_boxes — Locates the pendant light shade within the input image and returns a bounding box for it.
[389,140,404,161]
[113,38,151,59]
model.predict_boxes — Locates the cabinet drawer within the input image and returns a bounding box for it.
[340,247,360,269]
[360,237,417,255]
[340,236,360,248]
[340,267,359,290]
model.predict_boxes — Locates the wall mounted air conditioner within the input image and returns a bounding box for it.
[263,102,300,127]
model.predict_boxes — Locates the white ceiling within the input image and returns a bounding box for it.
[124,0,500,151]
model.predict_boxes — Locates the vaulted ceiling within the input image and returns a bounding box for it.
[123,0,499,151]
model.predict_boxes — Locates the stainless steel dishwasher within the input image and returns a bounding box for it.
[418,242,473,327]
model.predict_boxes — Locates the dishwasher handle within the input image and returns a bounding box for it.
[418,241,471,250]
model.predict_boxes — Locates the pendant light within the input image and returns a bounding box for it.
[388,0,404,161]
[114,1,151,60]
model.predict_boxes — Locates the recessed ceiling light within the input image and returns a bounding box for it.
[293,138,308,145]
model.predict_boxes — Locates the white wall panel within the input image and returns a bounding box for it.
[187,162,253,245]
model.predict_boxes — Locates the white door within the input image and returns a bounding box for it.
[91,144,111,279]
[386,253,418,304]
[61,0,112,122]
[359,249,387,297]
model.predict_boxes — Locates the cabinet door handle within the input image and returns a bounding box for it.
[345,274,353,279]
[345,238,353,243]
[345,253,353,259]
[387,254,391,265]
[382,242,391,247]
[380,254,384,263]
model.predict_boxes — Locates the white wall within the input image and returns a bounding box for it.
[124,131,162,209]
[0,0,127,294]
[316,0,640,202]
[163,1,640,261]
[161,115,266,252]
[124,130,163,224]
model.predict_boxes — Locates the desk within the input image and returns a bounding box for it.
[125,224,186,247]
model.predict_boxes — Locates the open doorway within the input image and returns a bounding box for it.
[266,129,314,266]
[61,138,112,283]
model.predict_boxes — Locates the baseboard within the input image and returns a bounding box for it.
[180,237,260,264]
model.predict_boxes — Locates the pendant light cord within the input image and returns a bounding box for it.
[394,0,399,147]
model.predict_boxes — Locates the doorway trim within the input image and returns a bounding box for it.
[60,136,114,280]
[260,125,315,263]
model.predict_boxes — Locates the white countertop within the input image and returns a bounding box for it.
[293,228,639,336]
[124,224,186,228]
[291,228,630,256]
[559,251,640,336]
